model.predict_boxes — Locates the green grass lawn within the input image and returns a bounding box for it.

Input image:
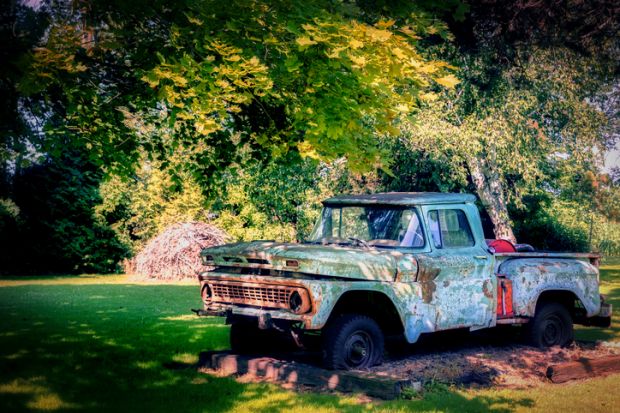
[1,265,619,413]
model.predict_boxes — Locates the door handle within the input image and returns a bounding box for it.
[474,255,488,260]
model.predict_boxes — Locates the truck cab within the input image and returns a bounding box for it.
[196,192,612,370]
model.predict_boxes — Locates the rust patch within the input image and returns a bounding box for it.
[482,280,493,299]
[417,266,441,282]
[420,280,436,303]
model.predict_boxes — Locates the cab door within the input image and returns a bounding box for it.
[418,203,495,330]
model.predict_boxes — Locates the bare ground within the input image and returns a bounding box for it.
[369,340,620,388]
[195,328,620,394]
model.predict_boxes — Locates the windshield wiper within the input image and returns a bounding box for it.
[348,237,370,248]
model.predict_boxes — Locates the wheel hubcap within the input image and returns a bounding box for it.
[542,315,563,346]
[344,330,372,368]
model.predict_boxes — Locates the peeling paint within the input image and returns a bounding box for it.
[498,257,600,317]
[482,280,493,299]
[416,265,441,282]
[420,280,436,304]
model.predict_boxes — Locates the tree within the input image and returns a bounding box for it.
[19,0,458,188]
[397,44,615,242]
[384,0,619,242]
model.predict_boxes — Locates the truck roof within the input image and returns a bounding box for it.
[322,192,477,206]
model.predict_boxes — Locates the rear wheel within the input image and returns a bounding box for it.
[526,302,573,348]
[322,314,384,370]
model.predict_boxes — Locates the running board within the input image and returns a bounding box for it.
[496,317,529,325]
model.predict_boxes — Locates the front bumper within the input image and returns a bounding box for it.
[192,301,307,322]
[192,302,231,317]
[191,302,308,335]
[192,302,310,343]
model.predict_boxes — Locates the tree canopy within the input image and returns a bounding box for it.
[17,0,460,180]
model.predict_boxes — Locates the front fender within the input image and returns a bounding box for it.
[305,280,433,343]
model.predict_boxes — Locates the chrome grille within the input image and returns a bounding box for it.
[203,279,311,313]
[211,283,291,305]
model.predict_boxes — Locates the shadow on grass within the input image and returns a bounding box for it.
[0,284,237,412]
[175,351,534,413]
[2,264,619,412]
[0,282,537,413]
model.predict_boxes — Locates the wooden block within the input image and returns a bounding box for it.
[546,355,620,383]
[199,351,418,399]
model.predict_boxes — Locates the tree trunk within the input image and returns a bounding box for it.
[467,156,517,243]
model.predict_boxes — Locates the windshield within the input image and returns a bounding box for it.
[306,206,425,248]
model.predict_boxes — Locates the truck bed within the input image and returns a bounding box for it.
[494,251,602,319]
[495,252,601,268]
[495,252,600,259]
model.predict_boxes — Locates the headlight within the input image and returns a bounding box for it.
[201,284,211,302]
[289,291,303,313]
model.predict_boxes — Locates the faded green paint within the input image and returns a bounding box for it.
[201,241,411,282]
[198,192,606,344]
[497,257,600,317]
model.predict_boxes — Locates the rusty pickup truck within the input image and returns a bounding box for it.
[195,192,612,369]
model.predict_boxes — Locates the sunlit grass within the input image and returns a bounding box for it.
[0,377,80,410]
[0,274,197,287]
[0,264,618,412]
[575,263,620,342]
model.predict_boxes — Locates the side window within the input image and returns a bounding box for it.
[428,210,442,248]
[427,209,475,248]
[399,210,425,247]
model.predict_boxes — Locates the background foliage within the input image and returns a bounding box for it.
[1,0,618,274]
[0,150,129,274]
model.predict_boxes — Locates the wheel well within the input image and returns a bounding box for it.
[327,290,404,335]
[536,290,583,317]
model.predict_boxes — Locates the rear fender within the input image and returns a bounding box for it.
[498,258,600,317]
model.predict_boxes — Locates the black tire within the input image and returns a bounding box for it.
[526,302,574,348]
[322,314,384,370]
[229,321,292,354]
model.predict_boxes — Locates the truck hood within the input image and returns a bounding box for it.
[201,241,417,282]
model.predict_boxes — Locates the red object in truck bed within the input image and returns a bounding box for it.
[487,239,517,253]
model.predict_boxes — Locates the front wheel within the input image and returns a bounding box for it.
[322,314,384,370]
[526,302,574,348]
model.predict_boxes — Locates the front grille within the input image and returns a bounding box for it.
[212,284,290,304]
[205,280,311,313]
